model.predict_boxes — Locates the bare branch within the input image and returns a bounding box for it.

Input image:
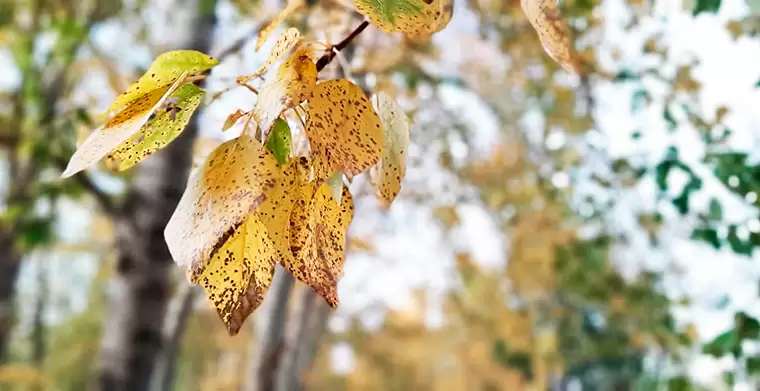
[315,20,370,72]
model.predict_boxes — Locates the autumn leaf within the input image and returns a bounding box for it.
[105,50,218,115]
[266,118,292,165]
[306,79,384,180]
[326,171,343,205]
[253,47,316,136]
[222,109,248,132]
[164,135,282,273]
[193,215,277,334]
[254,158,301,270]
[62,72,188,178]
[105,83,205,172]
[369,91,409,206]
[256,2,303,52]
[521,0,581,75]
[245,28,302,81]
[354,0,453,37]
[287,179,354,307]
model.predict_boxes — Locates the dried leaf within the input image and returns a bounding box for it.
[193,215,276,335]
[222,109,247,132]
[164,135,282,273]
[253,47,316,136]
[287,179,354,307]
[306,79,384,180]
[256,2,303,51]
[266,118,292,165]
[251,28,302,79]
[369,92,409,205]
[62,73,188,178]
[106,50,218,114]
[255,158,301,268]
[354,0,453,37]
[105,83,205,172]
[521,0,581,74]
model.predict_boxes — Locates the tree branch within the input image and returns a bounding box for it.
[71,171,118,216]
[315,20,369,72]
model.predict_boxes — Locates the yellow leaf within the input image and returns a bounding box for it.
[354,0,453,38]
[164,135,282,273]
[105,83,205,172]
[521,0,581,75]
[222,109,248,132]
[369,92,410,206]
[287,180,354,307]
[253,47,316,136]
[193,214,277,335]
[306,79,384,180]
[61,72,188,178]
[106,50,218,115]
[249,28,303,81]
[256,2,303,52]
[254,158,300,269]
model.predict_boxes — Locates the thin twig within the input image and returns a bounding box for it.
[315,20,370,72]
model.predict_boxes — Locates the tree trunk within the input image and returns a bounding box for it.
[244,267,295,391]
[150,283,199,391]
[275,289,330,391]
[0,230,20,363]
[96,2,216,390]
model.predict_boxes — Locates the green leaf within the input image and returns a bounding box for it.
[703,330,735,357]
[693,0,721,15]
[265,118,292,166]
[105,83,205,172]
[354,0,453,38]
[106,50,218,114]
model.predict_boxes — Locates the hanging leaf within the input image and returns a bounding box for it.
[62,73,189,178]
[247,28,302,81]
[266,118,292,166]
[369,91,410,206]
[253,47,316,136]
[306,79,384,180]
[287,179,354,307]
[105,83,205,172]
[222,109,248,132]
[106,50,218,114]
[193,215,277,335]
[254,158,301,269]
[326,171,343,205]
[164,135,282,273]
[521,0,582,75]
[256,2,303,51]
[354,0,453,37]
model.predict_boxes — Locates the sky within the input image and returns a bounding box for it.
[4,0,760,387]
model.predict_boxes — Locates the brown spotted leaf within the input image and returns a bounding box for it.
[306,79,384,180]
[354,0,453,38]
[254,158,300,268]
[521,0,581,74]
[253,47,316,137]
[256,2,303,52]
[192,214,277,335]
[287,179,354,307]
[62,72,188,178]
[369,91,409,206]
[106,50,218,115]
[105,83,205,172]
[164,135,282,273]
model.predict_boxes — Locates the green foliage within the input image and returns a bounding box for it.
[266,118,292,166]
[693,0,722,15]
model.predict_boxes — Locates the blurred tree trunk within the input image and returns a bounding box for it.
[150,283,199,391]
[0,230,20,363]
[96,1,216,390]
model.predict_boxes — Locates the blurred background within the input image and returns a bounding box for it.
[2,0,760,390]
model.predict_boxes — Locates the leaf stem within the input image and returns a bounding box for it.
[315,20,370,72]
